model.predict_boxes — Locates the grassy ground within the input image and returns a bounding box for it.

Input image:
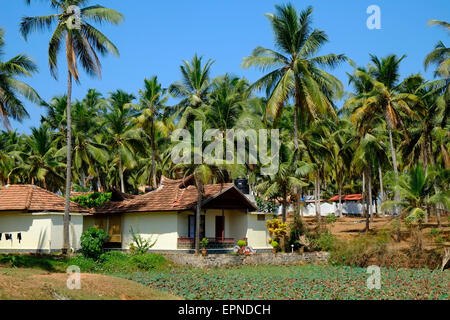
[124,264,450,300]
[0,267,178,300]
[0,253,179,300]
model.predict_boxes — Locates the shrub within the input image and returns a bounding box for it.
[325,214,337,225]
[270,240,279,249]
[71,192,112,208]
[201,238,209,249]
[288,218,307,250]
[237,240,247,248]
[80,227,109,260]
[313,230,337,251]
[129,226,157,255]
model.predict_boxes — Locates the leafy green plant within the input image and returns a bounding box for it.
[201,238,209,249]
[129,226,157,254]
[270,240,279,249]
[80,228,109,260]
[237,240,247,248]
[313,230,337,251]
[255,196,279,213]
[71,192,112,208]
[325,214,337,225]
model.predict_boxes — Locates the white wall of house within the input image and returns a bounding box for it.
[0,212,83,252]
[122,212,178,250]
[246,213,271,249]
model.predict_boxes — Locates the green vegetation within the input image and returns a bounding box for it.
[80,227,109,259]
[126,265,449,300]
[71,192,112,208]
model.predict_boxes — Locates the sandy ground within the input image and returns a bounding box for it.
[0,267,180,300]
[298,215,450,249]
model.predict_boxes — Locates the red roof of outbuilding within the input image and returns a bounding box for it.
[328,194,362,202]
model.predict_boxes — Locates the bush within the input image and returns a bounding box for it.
[313,230,337,251]
[71,192,112,208]
[325,214,337,225]
[329,235,388,267]
[201,238,209,249]
[80,227,109,260]
[237,240,247,248]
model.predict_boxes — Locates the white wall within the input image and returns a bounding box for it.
[246,214,271,249]
[0,212,83,252]
[122,212,178,250]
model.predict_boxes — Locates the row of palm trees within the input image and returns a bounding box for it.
[0,2,448,253]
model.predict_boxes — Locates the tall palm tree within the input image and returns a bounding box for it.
[169,54,214,112]
[0,28,41,130]
[136,76,168,188]
[347,55,421,224]
[102,90,140,193]
[242,4,346,151]
[21,0,123,253]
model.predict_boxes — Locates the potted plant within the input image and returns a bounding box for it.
[236,239,247,255]
[270,240,279,254]
[201,238,209,256]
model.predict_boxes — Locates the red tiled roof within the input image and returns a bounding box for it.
[0,185,90,213]
[328,194,363,202]
[94,176,255,214]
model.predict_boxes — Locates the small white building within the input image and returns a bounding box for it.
[0,185,89,253]
[91,176,272,252]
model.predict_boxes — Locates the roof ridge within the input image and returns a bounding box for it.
[25,185,34,210]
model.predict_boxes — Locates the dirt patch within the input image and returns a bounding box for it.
[0,267,180,300]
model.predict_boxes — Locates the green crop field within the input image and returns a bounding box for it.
[124,265,450,300]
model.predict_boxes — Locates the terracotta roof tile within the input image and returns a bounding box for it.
[94,176,254,214]
[0,185,89,213]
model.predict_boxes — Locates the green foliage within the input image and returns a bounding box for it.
[71,192,112,208]
[0,254,60,271]
[312,230,337,252]
[325,214,337,225]
[201,238,209,249]
[255,196,279,213]
[288,218,307,250]
[270,240,279,248]
[65,251,168,274]
[128,265,450,300]
[80,227,109,260]
[237,240,247,248]
[329,235,389,267]
[129,226,157,254]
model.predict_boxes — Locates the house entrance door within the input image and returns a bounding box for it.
[215,216,224,240]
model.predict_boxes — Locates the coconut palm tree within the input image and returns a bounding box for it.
[242,4,346,151]
[21,0,123,254]
[102,90,140,193]
[169,54,214,113]
[346,55,421,227]
[136,76,168,188]
[0,28,41,130]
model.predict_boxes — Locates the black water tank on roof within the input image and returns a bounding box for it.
[234,178,249,194]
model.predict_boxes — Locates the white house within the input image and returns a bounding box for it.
[0,184,89,253]
[89,176,272,252]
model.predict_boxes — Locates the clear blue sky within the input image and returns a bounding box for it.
[1,0,449,133]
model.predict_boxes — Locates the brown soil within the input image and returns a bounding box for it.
[295,215,450,250]
[0,267,180,300]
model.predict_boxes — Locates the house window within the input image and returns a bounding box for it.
[257,214,266,221]
[188,215,205,239]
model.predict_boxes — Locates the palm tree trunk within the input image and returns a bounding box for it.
[315,174,321,223]
[338,180,343,217]
[195,184,202,254]
[282,189,287,223]
[388,127,401,241]
[368,166,374,222]
[119,158,125,193]
[363,170,370,232]
[151,117,157,188]
[96,167,102,192]
[63,71,73,255]
[378,160,385,215]
[293,84,300,152]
